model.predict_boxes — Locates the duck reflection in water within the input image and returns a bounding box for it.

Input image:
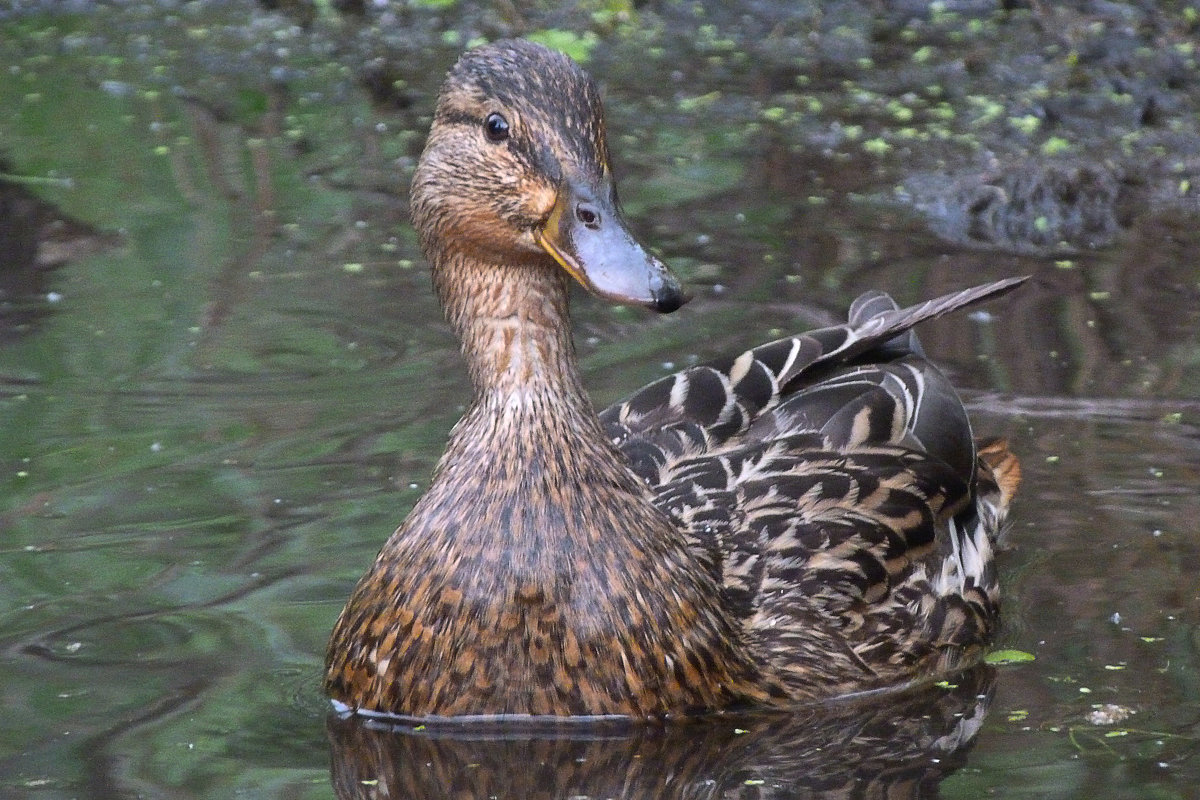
[327,666,996,799]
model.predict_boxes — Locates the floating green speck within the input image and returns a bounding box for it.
[863,137,891,156]
[1041,136,1072,155]
[985,649,1035,665]
[1009,114,1041,135]
[526,29,599,63]
[678,92,720,113]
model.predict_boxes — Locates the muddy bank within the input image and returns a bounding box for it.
[7,1,1200,258]
[311,0,1200,255]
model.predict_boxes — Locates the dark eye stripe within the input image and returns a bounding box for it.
[437,110,483,128]
[430,108,547,180]
[436,110,514,141]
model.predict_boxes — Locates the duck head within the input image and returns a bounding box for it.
[410,39,687,314]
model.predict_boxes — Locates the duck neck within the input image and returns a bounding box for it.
[425,248,651,563]
[332,250,780,716]
[437,251,594,420]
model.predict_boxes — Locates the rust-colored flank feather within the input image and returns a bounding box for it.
[324,39,1025,720]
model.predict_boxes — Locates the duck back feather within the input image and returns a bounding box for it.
[601,277,1025,696]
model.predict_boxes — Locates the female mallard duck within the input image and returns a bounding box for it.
[325,39,1024,720]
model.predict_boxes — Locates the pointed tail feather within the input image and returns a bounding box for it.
[847,290,923,359]
[778,277,1029,386]
[855,277,1028,342]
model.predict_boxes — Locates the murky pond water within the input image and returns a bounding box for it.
[2,2,1199,798]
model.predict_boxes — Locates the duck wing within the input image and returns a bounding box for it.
[599,277,1025,694]
[600,277,1025,473]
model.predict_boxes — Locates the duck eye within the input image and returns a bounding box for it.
[483,112,510,142]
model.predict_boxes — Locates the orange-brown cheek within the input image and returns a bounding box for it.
[449,212,518,259]
[524,180,558,221]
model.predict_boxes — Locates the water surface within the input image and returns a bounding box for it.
[2,2,1199,798]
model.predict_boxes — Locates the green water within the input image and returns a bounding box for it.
[2,2,1199,798]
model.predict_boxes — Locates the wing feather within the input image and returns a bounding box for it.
[601,277,1026,693]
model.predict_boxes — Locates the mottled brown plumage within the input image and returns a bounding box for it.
[324,39,1024,720]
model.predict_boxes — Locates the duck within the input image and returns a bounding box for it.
[324,38,1024,721]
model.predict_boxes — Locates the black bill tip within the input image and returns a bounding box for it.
[650,283,688,313]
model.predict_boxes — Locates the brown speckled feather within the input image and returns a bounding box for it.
[324,39,1024,720]
[603,280,1024,696]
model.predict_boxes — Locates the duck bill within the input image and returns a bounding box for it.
[535,184,689,313]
